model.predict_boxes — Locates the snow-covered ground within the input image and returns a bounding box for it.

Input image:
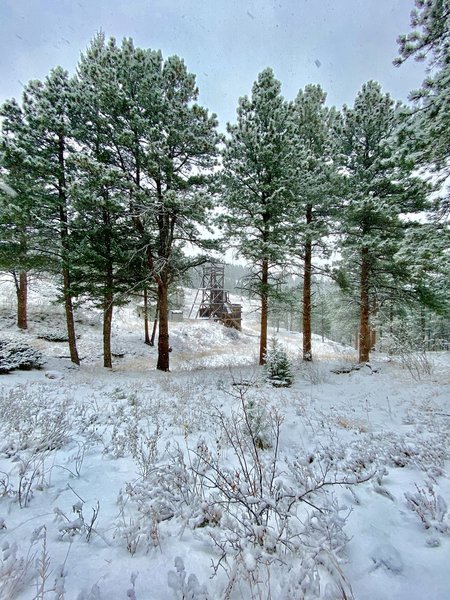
[0,280,449,599]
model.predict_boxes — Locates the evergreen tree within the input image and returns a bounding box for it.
[395,0,450,218]
[220,68,291,365]
[15,68,81,364]
[337,81,429,362]
[76,34,219,371]
[70,53,144,368]
[70,162,137,368]
[287,84,341,361]
[264,336,293,387]
[0,99,40,329]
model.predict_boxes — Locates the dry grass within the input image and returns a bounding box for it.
[336,416,368,433]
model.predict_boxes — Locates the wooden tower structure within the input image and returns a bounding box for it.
[190,265,242,330]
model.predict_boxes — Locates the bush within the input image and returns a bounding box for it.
[37,331,69,343]
[0,339,44,374]
[264,337,293,387]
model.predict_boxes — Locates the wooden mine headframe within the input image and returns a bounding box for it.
[189,265,242,330]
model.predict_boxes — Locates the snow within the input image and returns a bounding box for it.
[0,279,449,599]
[0,182,17,197]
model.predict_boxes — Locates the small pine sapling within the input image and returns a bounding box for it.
[264,337,293,387]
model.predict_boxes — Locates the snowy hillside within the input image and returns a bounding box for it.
[0,281,449,599]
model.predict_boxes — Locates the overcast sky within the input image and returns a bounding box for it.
[1,0,425,128]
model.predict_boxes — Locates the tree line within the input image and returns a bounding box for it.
[0,1,449,371]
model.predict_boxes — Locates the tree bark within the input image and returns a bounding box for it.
[302,204,313,361]
[359,246,371,363]
[302,245,312,361]
[63,268,80,365]
[157,282,170,371]
[58,132,80,365]
[150,298,159,347]
[259,258,269,365]
[143,287,151,345]
[15,270,28,330]
[102,206,114,368]
[370,328,377,351]
[103,293,113,368]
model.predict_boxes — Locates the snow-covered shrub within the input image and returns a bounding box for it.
[115,440,209,555]
[0,339,44,373]
[159,377,213,434]
[33,525,54,600]
[76,582,102,600]
[398,347,434,380]
[127,421,161,480]
[115,487,161,555]
[54,500,101,542]
[167,557,208,599]
[184,393,360,597]
[0,387,71,456]
[385,334,434,380]
[405,482,450,535]
[115,383,366,597]
[298,360,329,385]
[224,379,274,450]
[37,330,69,343]
[0,473,13,499]
[264,337,293,387]
[17,452,52,508]
[0,540,35,599]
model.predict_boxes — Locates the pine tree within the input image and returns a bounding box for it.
[16,68,81,364]
[264,336,293,387]
[395,0,450,218]
[70,165,137,368]
[70,53,143,369]
[0,98,39,329]
[337,81,429,362]
[76,34,219,371]
[287,84,342,361]
[220,68,291,365]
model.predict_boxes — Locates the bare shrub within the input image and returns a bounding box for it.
[298,361,329,385]
[118,381,370,598]
[385,334,434,380]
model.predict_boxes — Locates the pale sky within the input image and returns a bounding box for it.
[1,0,425,128]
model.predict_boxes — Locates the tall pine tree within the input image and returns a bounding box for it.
[338,81,429,362]
[287,84,341,361]
[76,35,219,371]
[0,98,40,329]
[220,68,291,364]
[15,69,82,364]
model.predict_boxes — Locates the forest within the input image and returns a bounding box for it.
[0,3,449,600]
[0,1,448,374]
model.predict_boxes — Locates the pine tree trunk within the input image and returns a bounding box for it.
[103,293,113,368]
[370,328,377,351]
[359,247,371,363]
[157,283,170,371]
[15,270,28,330]
[63,268,80,365]
[143,287,151,345]
[58,132,80,365]
[103,205,114,368]
[150,298,159,347]
[302,234,313,361]
[259,258,269,365]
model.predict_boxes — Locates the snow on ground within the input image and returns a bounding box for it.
[0,280,449,599]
